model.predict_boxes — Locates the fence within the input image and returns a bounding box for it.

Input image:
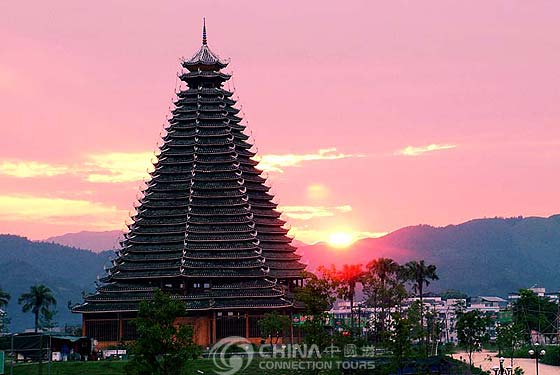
[2,333,53,375]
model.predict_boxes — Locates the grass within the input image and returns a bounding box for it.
[10,360,128,375]
[7,355,483,375]
[8,358,375,375]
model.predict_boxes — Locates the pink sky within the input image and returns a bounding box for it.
[1,1,559,243]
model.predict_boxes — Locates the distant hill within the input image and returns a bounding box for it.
[299,215,560,296]
[44,230,123,253]
[0,235,111,332]
[2,215,559,331]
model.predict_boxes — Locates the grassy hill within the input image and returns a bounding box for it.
[0,235,111,332]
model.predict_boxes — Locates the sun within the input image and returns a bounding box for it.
[327,232,355,248]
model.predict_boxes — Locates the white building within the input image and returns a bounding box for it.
[508,287,559,304]
[468,296,507,313]
[330,295,467,344]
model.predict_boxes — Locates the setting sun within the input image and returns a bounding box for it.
[327,232,355,248]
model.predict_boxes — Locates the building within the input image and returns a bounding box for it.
[508,287,560,304]
[404,294,466,344]
[330,293,510,345]
[329,295,467,344]
[73,23,305,347]
[468,296,508,313]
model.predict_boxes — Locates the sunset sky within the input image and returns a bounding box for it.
[1,1,559,244]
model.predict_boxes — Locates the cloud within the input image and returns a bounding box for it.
[288,226,387,245]
[254,148,365,173]
[0,148,361,183]
[357,231,389,239]
[0,161,69,178]
[278,205,352,220]
[0,152,155,183]
[84,152,155,183]
[397,143,457,156]
[0,195,126,227]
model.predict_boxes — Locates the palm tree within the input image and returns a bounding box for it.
[364,258,403,338]
[321,264,364,334]
[0,287,10,309]
[400,260,438,354]
[18,284,57,333]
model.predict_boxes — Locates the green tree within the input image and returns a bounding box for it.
[512,289,558,340]
[387,311,412,370]
[295,270,338,351]
[362,258,406,342]
[424,306,443,355]
[294,271,337,316]
[400,260,438,354]
[496,322,524,367]
[456,310,489,366]
[0,287,10,333]
[126,290,200,375]
[406,300,425,342]
[440,289,468,300]
[18,284,57,333]
[321,264,364,335]
[259,311,291,344]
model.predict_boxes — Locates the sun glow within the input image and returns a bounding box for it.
[327,232,355,248]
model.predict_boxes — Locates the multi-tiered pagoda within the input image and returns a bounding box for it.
[73,23,305,347]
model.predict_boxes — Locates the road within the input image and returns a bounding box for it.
[452,351,558,375]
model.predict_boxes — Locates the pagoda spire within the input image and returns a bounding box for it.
[202,18,207,45]
[183,18,228,69]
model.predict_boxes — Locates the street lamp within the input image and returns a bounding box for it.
[492,357,512,375]
[528,343,546,375]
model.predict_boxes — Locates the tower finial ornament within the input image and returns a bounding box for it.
[202,18,207,45]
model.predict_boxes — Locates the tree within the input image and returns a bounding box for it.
[440,289,468,300]
[18,284,57,333]
[456,310,489,367]
[126,290,200,375]
[406,300,426,342]
[0,287,10,333]
[259,311,291,344]
[496,322,524,367]
[0,287,10,309]
[362,258,406,342]
[294,271,337,350]
[387,311,412,370]
[511,289,558,340]
[424,306,443,355]
[320,264,364,335]
[294,271,337,316]
[400,260,438,354]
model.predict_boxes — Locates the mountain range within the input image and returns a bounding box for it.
[0,235,111,331]
[299,215,560,296]
[44,230,123,253]
[2,214,559,331]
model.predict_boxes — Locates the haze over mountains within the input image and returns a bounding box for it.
[1,214,559,331]
[45,230,123,253]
